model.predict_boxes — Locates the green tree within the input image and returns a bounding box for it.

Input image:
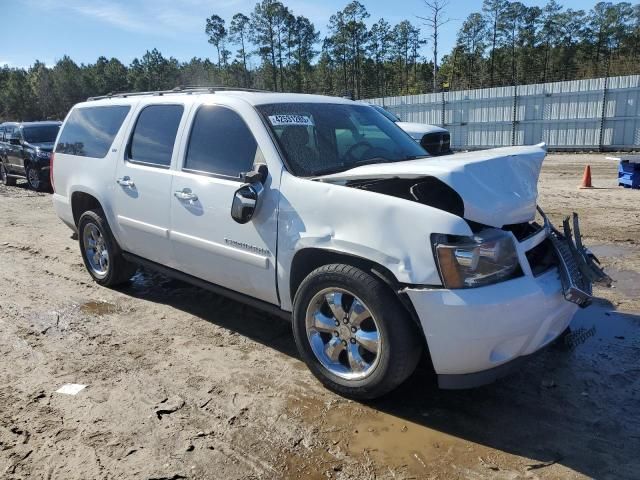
[482,0,508,86]
[128,49,179,91]
[251,0,286,91]
[230,13,251,86]
[52,56,86,118]
[205,15,227,70]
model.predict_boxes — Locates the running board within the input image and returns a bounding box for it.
[122,252,291,321]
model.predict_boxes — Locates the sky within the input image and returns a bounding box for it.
[3,0,598,69]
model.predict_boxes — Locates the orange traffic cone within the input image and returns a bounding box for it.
[579,165,593,189]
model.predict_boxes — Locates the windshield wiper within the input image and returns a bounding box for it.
[312,157,394,177]
[352,157,395,166]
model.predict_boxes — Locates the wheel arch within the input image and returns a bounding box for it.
[71,190,104,227]
[289,248,425,334]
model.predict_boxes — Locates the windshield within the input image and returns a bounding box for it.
[23,125,60,144]
[373,105,401,123]
[257,103,427,177]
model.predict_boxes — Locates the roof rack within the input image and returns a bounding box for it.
[87,85,271,101]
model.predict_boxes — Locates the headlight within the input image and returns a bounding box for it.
[36,150,51,160]
[431,229,521,289]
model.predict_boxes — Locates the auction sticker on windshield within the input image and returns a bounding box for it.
[268,114,314,127]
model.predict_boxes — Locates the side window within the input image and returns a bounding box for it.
[127,104,184,168]
[184,105,258,178]
[56,106,130,158]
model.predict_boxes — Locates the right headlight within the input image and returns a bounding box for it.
[431,229,521,289]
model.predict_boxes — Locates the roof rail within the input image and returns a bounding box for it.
[87,85,271,101]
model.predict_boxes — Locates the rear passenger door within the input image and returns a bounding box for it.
[112,102,187,268]
[6,128,24,173]
[169,103,279,305]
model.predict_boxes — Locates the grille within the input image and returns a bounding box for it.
[420,132,451,156]
[548,230,593,307]
[525,238,557,276]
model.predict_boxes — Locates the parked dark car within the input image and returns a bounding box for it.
[0,121,61,191]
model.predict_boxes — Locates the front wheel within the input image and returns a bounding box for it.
[292,264,423,399]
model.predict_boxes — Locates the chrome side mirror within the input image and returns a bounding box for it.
[231,164,268,224]
[231,182,263,224]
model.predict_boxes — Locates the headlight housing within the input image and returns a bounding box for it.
[431,229,521,289]
[36,150,51,160]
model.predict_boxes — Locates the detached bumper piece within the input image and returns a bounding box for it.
[543,210,611,307]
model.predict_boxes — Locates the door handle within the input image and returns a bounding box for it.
[116,176,135,188]
[174,188,198,202]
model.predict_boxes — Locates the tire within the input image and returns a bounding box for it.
[25,163,46,191]
[292,264,423,399]
[1,162,16,186]
[78,209,137,287]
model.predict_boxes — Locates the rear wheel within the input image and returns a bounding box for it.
[292,264,423,399]
[78,209,137,287]
[1,162,16,186]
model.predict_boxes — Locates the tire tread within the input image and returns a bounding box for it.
[293,263,422,399]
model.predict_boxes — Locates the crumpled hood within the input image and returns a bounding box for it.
[317,143,547,227]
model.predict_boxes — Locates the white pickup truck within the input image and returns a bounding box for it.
[368,104,452,156]
[51,89,609,399]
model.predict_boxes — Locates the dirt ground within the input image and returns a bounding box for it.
[0,153,639,480]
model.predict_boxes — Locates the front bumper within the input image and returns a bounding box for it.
[406,211,609,388]
[406,268,577,384]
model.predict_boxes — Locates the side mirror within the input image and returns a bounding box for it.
[231,164,268,224]
[231,182,263,224]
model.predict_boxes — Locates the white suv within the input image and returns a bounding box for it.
[51,88,609,399]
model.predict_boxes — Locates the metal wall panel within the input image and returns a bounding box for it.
[367,75,640,151]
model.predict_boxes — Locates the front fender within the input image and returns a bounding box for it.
[276,173,472,311]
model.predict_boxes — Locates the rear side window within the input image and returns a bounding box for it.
[184,105,258,178]
[56,106,130,158]
[127,104,184,168]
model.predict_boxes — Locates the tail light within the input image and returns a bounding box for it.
[50,152,55,192]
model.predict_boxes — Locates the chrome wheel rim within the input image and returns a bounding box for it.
[305,288,381,380]
[83,223,109,278]
[27,168,40,189]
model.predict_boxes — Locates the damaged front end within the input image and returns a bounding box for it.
[541,209,611,307]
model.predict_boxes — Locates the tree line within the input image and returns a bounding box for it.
[1,0,639,121]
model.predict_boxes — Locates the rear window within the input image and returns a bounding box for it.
[56,106,131,158]
[127,104,183,168]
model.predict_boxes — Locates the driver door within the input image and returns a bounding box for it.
[169,103,279,305]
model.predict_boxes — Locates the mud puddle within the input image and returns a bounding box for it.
[79,300,120,316]
[286,392,482,478]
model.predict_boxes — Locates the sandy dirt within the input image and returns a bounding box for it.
[0,153,639,479]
